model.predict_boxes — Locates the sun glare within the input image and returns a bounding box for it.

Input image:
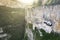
[17,0,38,7]
[18,0,34,5]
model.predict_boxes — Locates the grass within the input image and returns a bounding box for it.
[24,23,60,40]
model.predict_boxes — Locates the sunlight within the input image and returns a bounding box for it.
[17,0,38,8]
[18,0,34,5]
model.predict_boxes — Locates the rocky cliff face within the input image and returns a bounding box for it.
[26,5,60,33]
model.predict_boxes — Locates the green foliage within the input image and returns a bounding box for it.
[38,0,60,6]
[24,24,60,40]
